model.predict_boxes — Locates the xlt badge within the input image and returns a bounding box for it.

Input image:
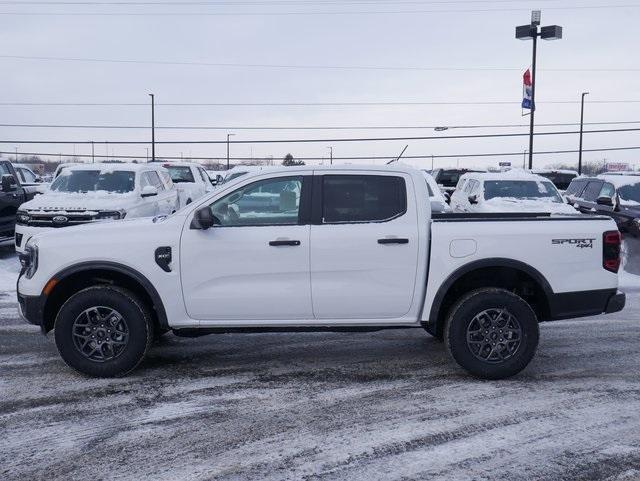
[551,238,595,249]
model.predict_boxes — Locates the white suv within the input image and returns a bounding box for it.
[15,163,179,253]
[161,162,214,206]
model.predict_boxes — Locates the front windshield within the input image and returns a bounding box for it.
[166,166,195,183]
[484,180,562,203]
[617,183,640,204]
[50,170,135,193]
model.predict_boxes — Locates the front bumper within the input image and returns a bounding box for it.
[18,291,46,330]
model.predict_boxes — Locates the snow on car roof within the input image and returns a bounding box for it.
[598,174,640,188]
[532,168,578,175]
[459,169,553,183]
[58,162,160,173]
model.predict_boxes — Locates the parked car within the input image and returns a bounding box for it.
[450,171,577,214]
[53,162,81,180]
[17,165,624,380]
[13,163,49,195]
[431,168,485,200]
[0,159,36,246]
[161,162,214,206]
[565,174,640,236]
[15,163,179,253]
[422,170,451,213]
[531,169,578,192]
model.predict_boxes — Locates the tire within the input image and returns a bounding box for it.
[54,286,154,377]
[444,288,539,380]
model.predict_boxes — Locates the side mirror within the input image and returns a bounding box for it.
[468,194,478,205]
[190,206,216,230]
[1,174,17,192]
[141,185,158,198]
[596,196,614,207]
[35,176,42,183]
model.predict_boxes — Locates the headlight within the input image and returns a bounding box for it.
[19,239,39,279]
[16,211,30,225]
[97,210,126,220]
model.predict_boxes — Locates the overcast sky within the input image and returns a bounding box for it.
[1,0,639,170]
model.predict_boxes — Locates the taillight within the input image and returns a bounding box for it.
[603,230,621,273]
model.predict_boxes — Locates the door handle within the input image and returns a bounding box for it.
[378,238,409,245]
[269,240,301,246]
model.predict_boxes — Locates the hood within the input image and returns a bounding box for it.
[20,191,136,212]
[480,198,577,214]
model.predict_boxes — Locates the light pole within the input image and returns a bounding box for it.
[14,146,18,163]
[90,141,95,163]
[578,92,589,175]
[327,146,333,165]
[226,133,235,170]
[516,10,563,169]
[149,93,155,162]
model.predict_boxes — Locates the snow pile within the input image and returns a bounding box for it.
[0,249,20,293]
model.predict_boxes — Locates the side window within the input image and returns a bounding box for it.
[582,181,603,202]
[322,175,406,224]
[463,179,475,193]
[210,176,303,226]
[21,168,37,183]
[455,178,466,191]
[599,182,615,199]
[147,171,165,191]
[198,168,209,183]
[140,172,153,189]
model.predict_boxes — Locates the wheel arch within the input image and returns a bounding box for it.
[426,258,553,338]
[42,262,168,334]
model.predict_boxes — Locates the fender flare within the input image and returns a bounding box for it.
[427,257,554,325]
[47,261,169,328]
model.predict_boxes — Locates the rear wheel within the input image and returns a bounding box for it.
[54,286,153,377]
[445,288,539,379]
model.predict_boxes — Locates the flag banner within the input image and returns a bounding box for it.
[522,68,533,110]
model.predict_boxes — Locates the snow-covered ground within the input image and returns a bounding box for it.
[1,245,640,480]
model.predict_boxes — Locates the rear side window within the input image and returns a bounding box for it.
[582,181,604,202]
[322,175,406,224]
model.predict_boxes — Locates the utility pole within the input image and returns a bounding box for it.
[328,146,333,165]
[91,141,95,163]
[149,93,155,162]
[516,10,563,169]
[14,146,18,163]
[226,133,235,170]
[578,92,589,175]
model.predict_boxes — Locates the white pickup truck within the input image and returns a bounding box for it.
[17,165,625,379]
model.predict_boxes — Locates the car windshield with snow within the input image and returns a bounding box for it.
[50,169,136,193]
[450,171,576,214]
[15,163,180,253]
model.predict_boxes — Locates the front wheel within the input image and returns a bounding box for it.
[54,286,153,377]
[445,288,539,380]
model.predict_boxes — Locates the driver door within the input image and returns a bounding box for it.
[180,174,312,321]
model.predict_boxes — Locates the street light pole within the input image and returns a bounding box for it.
[91,141,95,163]
[516,10,563,170]
[226,133,235,170]
[328,146,333,165]
[578,92,589,175]
[149,93,155,162]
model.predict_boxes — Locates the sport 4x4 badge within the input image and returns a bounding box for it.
[552,238,596,249]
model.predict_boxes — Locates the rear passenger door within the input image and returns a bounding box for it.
[309,172,419,320]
